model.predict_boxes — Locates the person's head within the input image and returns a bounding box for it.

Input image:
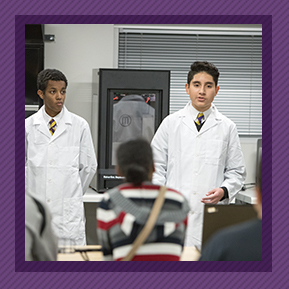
[255,157,262,219]
[187,61,220,87]
[116,138,154,186]
[185,61,220,112]
[37,69,68,117]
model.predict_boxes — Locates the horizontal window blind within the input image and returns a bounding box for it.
[118,31,262,136]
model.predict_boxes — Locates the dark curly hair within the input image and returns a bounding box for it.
[37,69,68,92]
[187,61,220,87]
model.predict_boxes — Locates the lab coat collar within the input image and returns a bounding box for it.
[50,106,72,141]
[180,102,198,134]
[32,106,72,141]
[200,104,222,134]
[180,102,222,135]
[32,107,51,139]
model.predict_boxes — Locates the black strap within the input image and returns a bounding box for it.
[220,186,229,201]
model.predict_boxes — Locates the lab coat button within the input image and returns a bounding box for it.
[190,211,194,215]
[47,199,50,203]
[48,179,52,183]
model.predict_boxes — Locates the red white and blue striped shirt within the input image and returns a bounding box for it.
[97,182,190,261]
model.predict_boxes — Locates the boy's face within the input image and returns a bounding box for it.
[37,80,66,117]
[185,72,219,112]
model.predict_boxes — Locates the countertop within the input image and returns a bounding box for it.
[83,187,257,204]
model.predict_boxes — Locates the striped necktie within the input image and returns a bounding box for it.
[195,113,204,126]
[195,113,204,132]
[49,119,56,135]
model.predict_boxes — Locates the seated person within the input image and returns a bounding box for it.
[97,138,190,261]
[25,191,58,261]
[199,157,262,261]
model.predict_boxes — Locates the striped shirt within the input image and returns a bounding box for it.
[97,182,190,261]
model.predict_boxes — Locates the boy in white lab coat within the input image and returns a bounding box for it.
[25,69,97,246]
[151,61,246,249]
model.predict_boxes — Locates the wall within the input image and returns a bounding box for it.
[44,24,260,185]
[44,24,116,126]
[240,137,260,184]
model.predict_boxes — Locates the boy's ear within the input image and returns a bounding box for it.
[185,83,190,95]
[37,89,44,99]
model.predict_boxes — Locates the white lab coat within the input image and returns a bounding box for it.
[25,106,97,246]
[151,102,246,248]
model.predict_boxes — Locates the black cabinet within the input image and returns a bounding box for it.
[92,68,170,192]
[25,24,44,117]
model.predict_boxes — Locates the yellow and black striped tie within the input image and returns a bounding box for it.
[49,119,56,135]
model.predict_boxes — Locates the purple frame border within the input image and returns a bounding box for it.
[15,15,272,272]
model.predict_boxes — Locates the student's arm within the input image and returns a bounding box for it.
[221,124,246,202]
[201,187,226,204]
[79,122,97,194]
[201,123,245,204]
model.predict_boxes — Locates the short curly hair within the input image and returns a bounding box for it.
[37,69,68,92]
[187,61,220,87]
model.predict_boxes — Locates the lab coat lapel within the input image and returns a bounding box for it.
[199,104,222,135]
[51,106,72,141]
[181,102,198,135]
[33,108,51,139]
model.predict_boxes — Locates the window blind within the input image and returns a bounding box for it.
[118,31,262,136]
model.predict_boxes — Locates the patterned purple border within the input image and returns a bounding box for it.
[1,2,284,283]
[15,15,271,274]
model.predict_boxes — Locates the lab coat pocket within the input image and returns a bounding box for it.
[27,133,48,166]
[205,140,227,166]
[58,146,79,167]
[34,133,48,145]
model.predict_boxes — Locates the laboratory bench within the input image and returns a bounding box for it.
[57,246,200,261]
[83,188,103,245]
[83,187,257,204]
[83,187,104,203]
[83,186,257,245]
[235,187,257,205]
